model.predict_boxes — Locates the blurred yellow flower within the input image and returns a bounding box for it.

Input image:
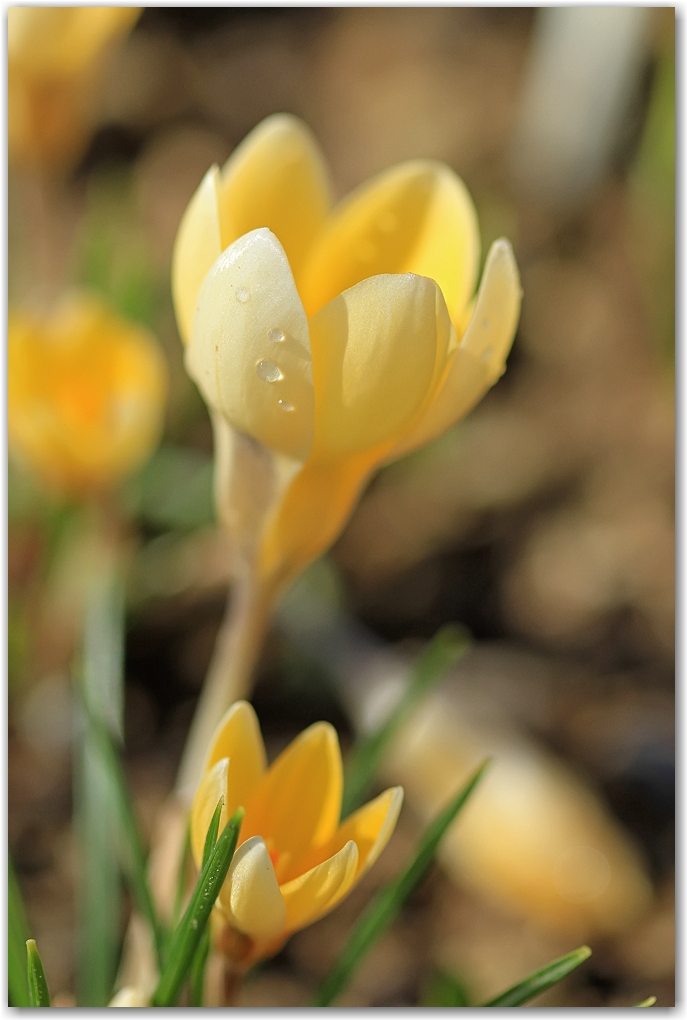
[8,294,167,495]
[172,114,521,595]
[191,701,403,966]
[8,6,140,165]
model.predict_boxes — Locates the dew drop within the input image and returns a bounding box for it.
[256,359,283,383]
[482,318,491,329]
[191,919,198,930]
[236,287,249,303]
[278,399,294,412]
[268,328,285,343]
[481,347,494,363]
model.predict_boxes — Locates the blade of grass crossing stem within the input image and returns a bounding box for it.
[635,997,657,1007]
[26,940,51,1006]
[8,855,31,1006]
[482,946,592,1006]
[315,759,490,1006]
[153,807,244,1007]
[85,707,166,971]
[342,625,469,816]
[75,574,126,1005]
[189,799,224,1006]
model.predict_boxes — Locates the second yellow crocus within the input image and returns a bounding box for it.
[191,700,403,967]
[172,115,521,599]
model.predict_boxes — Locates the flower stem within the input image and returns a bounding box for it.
[175,576,273,800]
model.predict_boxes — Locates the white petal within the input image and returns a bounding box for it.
[221,836,287,941]
[187,228,314,462]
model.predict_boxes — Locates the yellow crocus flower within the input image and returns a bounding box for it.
[191,701,403,966]
[172,114,521,598]
[8,6,140,165]
[8,294,167,495]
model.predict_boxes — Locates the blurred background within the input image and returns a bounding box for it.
[8,7,674,1007]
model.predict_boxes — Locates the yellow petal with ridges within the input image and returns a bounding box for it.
[171,165,222,346]
[218,113,331,288]
[201,701,267,819]
[187,228,314,461]
[241,722,343,870]
[297,787,404,879]
[389,239,521,461]
[300,160,480,326]
[190,757,230,869]
[309,273,452,458]
[220,836,287,941]
[280,840,359,933]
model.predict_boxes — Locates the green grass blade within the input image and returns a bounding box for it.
[189,798,224,1006]
[315,759,490,1006]
[342,624,469,817]
[26,940,51,1007]
[84,706,166,972]
[482,946,592,1006]
[421,968,471,1006]
[635,997,657,1007]
[75,575,125,1005]
[172,823,192,932]
[8,855,31,1006]
[152,807,244,1007]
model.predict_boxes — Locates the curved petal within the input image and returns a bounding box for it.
[201,701,267,818]
[190,758,230,869]
[309,273,452,458]
[388,239,522,462]
[186,228,314,461]
[217,113,332,287]
[219,835,286,941]
[241,722,343,871]
[297,787,404,880]
[171,165,223,347]
[300,160,480,326]
[280,840,359,933]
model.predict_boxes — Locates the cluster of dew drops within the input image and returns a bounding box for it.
[237,286,295,412]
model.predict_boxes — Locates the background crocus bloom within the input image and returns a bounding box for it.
[191,701,403,966]
[8,294,167,495]
[8,6,140,165]
[173,114,521,595]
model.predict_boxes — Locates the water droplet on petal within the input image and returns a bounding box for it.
[482,318,491,329]
[256,359,283,383]
[236,287,249,303]
[268,328,285,343]
[278,399,294,412]
[482,347,494,363]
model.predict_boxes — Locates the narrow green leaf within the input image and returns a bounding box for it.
[26,940,51,1007]
[152,807,244,1007]
[635,996,657,1007]
[84,706,166,972]
[172,823,192,932]
[8,855,31,1006]
[75,574,125,1006]
[315,759,490,1006]
[482,946,592,1006]
[343,624,469,817]
[189,798,224,1006]
[421,968,471,1007]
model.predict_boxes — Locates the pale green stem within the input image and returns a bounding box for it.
[175,575,273,801]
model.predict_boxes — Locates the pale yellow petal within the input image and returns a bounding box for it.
[389,239,522,461]
[309,273,452,458]
[300,160,480,325]
[171,165,222,346]
[201,701,267,819]
[186,228,314,461]
[219,836,286,941]
[218,113,331,286]
[297,787,404,880]
[241,722,343,871]
[190,758,230,869]
[280,840,359,933]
